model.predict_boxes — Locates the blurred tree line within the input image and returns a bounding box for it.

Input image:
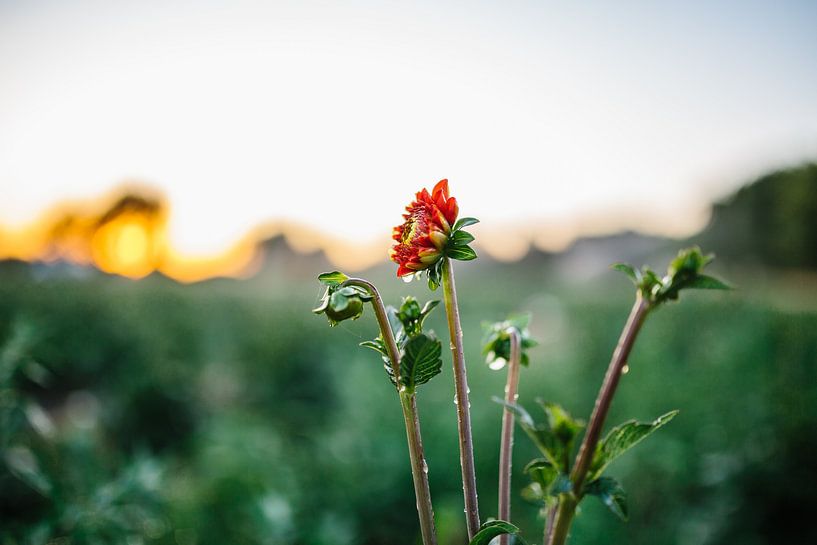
[699,163,817,269]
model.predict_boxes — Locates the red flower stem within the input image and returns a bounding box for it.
[440,258,481,539]
[548,294,651,545]
[343,279,438,545]
[498,329,521,545]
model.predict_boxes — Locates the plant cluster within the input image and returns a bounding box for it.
[314,179,729,545]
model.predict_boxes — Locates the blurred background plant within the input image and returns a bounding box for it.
[1,165,816,544]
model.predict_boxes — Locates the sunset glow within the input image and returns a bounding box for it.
[1,1,816,280]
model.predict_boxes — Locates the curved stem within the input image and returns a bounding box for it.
[343,278,438,545]
[498,330,521,545]
[569,294,650,490]
[548,294,651,545]
[343,278,401,381]
[440,258,481,538]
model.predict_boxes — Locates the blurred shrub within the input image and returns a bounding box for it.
[0,265,815,545]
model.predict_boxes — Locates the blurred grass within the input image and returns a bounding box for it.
[0,258,815,545]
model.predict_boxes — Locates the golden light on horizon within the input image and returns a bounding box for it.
[0,182,720,283]
[91,213,161,279]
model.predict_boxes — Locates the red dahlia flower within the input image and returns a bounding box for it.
[391,180,478,287]
[390,179,459,277]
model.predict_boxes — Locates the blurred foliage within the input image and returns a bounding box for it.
[0,259,815,545]
[1,167,816,544]
[698,163,817,269]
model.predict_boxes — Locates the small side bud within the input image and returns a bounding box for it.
[313,274,372,326]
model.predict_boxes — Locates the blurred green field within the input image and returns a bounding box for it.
[1,249,815,544]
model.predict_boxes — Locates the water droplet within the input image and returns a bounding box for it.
[622,364,630,375]
[489,358,507,371]
[422,460,429,474]
[453,397,459,405]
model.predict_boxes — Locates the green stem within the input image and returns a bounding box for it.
[548,294,650,545]
[343,278,438,545]
[548,495,577,545]
[544,504,557,545]
[498,330,521,545]
[440,258,481,539]
[399,390,437,545]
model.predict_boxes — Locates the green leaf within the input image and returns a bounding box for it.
[329,290,350,312]
[589,410,678,480]
[468,520,527,545]
[524,458,557,489]
[395,297,439,338]
[493,399,563,469]
[400,334,442,389]
[453,217,480,231]
[585,477,628,521]
[537,401,584,456]
[318,271,349,286]
[427,261,442,291]
[337,285,372,301]
[447,245,477,261]
[611,263,638,283]
[450,230,475,246]
[686,274,732,290]
[420,299,440,318]
[482,315,538,369]
[360,339,387,357]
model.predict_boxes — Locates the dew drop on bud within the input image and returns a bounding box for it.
[622,364,630,375]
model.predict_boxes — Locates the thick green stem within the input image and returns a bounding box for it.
[343,278,438,545]
[498,330,521,545]
[548,294,650,545]
[440,258,481,539]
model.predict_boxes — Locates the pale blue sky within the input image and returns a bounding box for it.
[1,0,816,260]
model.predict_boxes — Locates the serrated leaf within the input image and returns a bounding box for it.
[685,274,732,290]
[450,230,475,246]
[589,410,678,480]
[318,271,349,286]
[585,477,628,521]
[400,334,442,389]
[453,217,480,231]
[447,245,477,261]
[468,520,527,545]
[611,263,638,283]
